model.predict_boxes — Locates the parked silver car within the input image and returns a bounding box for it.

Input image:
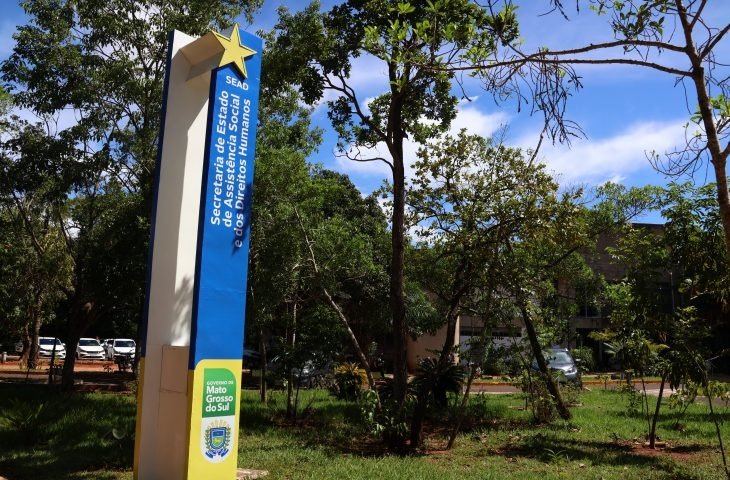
[532,347,581,385]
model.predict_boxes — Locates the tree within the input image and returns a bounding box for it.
[1,0,261,388]
[409,131,592,428]
[0,112,73,369]
[248,79,391,402]
[410,132,567,363]
[461,0,730,260]
[0,198,70,368]
[297,168,391,392]
[409,133,556,433]
[597,183,728,462]
[268,0,518,405]
[247,75,323,402]
[660,182,730,472]
[251,164,390,411]
[495,181,661,422]
[662,182,729,322]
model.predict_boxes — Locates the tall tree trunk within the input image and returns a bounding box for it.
[19,323,37,370]
[390,149,408,405]
[519,304,571,420]
[677,0,730,260]
[61,327,81,390]
[286,305,297,419]
[649,372,667,449]
[30,289,43,370]
[386,78,409,406]
[259,328,267,403]
[19,326,31,369]
[61,300,98,390]
[409,398,426,448]
[447,363,479,450]
[439,305,460,366]
[438,259,468,367]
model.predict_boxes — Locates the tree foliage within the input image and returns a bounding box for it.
[1,0,261,387]
[462,0,730,260]
[269,0,518,406]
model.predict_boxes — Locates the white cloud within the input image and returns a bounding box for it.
[519,119,687,185]
[12,106,82,135]
[449,106,508,139]
[309,54,390,114]
[347,53,390,92]
[602,174,627,185]
[333,104,510,183]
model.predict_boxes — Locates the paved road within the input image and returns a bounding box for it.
[470,381,676,397]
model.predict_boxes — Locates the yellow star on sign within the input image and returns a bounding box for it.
[213,23,256,79]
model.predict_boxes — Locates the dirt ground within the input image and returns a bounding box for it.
[0,354,135,391]
[0,354,115,372]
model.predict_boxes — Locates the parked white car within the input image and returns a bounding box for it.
[105,338,136,361]
[14,337,66,359]
[38,337,66,359]
[76,338,105,360]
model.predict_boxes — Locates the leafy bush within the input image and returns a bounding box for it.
[359,381,412,449]
[411,357,465,407]
[617,383,644,417]
[459,393,508,424]
[705,381,730,406]
[570,347,595,373]
[361,389,402,427]
[332,362,367,400]
[516,372,557,423]
[559,382,582,407]
[0,398,48,445]
[481,354,508,377]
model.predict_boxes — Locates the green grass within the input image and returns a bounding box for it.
[0,384,135,480]
[1,384,729,479]
[237,389,730,479]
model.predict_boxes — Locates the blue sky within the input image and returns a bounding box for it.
[2,1,729,223]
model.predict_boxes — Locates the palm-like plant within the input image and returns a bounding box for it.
[409,357,466,448]
[411,357,466,407]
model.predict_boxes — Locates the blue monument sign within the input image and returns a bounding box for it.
[134,26,261,480]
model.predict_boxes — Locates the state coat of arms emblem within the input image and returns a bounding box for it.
[204,421,232,459]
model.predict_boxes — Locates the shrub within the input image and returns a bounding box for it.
[617,383,644,417]
[559,382,582,407]
[359,387,410,448]
[0,398,48,445]
[571,347,595,373]
[516,372,557,423]
[411,357,465,407]
[332,363,367,400]
[459,393,508,424]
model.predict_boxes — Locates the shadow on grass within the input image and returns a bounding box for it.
[0,384,135,480]
[239,391,382,455]
[499,433,711,474]
[664,411,730,423]
[240,391,537,459]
